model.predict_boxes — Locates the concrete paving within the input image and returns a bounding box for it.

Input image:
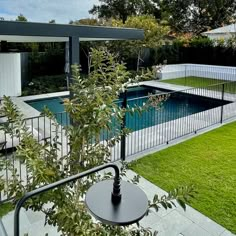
[1,169,234,236]
[1,209,59,236]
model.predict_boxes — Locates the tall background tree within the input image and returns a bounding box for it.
[111,15,169,71]
[89,0,162,23]
[90,0,236,35]
[162,0,236,34]
[16,13,28,22]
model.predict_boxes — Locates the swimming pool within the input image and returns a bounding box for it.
[27,86,229,130]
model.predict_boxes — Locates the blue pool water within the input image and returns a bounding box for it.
[28,97,66,115]
[27,86,228,131]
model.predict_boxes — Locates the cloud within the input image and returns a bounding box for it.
[0,0,99,23]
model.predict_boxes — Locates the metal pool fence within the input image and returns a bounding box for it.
[1,80,236,202]
[117,81,236,160]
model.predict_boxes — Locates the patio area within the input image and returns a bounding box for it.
[1,168,233,236]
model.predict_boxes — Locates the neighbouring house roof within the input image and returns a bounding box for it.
[0,20,144,42]
[202,23,236,40]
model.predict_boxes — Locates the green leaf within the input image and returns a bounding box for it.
[176,198,186,211]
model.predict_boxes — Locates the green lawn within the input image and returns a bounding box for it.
[0,202,13,218]
[160,76,236,93]
[130,121,236,233]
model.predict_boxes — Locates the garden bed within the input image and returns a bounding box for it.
[22,74,67,96]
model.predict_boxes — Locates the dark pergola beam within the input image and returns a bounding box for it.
[0,21,143,41]
[69,36,80,94]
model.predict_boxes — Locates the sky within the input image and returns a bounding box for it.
[0,0,99,23]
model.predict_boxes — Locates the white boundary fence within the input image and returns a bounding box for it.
[157,64,236,81]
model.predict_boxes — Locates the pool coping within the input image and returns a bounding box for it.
[9,91,70,120]
[18,91,70,102]
[18,84,142,103]
[13,85,143,119]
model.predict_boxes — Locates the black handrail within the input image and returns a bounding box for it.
[14,163,121,236]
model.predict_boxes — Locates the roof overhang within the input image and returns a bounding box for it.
[0,21,144,43]
[202,23,236,39]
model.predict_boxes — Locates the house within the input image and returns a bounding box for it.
[202,23,236,40]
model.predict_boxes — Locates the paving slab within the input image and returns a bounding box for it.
[176,205,226,236]
[150,210,193,236]
[139,209,162,228]
[1,208,59,236]
[220,230,235,236]
[180,223,213,236]
[2,210,32,236]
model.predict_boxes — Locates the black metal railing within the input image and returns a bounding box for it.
[1,80,236,203]
[14,163,121,236]
[119,81,235,158]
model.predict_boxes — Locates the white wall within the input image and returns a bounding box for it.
[0,53,22,97]
[157,64,236,81]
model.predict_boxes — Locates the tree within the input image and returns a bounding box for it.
[69,18,107,73]
[69,18,101,26]
[0,48,194,235]
[16,14,27,22]
[111,15,169,71]
[89,0,162,23]
[162,0,236,34]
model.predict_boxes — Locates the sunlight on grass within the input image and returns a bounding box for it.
[160,76,236,93]
[131,121,236,233]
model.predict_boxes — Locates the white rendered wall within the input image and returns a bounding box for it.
[158,64,236,81]
[0,53,22,97]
